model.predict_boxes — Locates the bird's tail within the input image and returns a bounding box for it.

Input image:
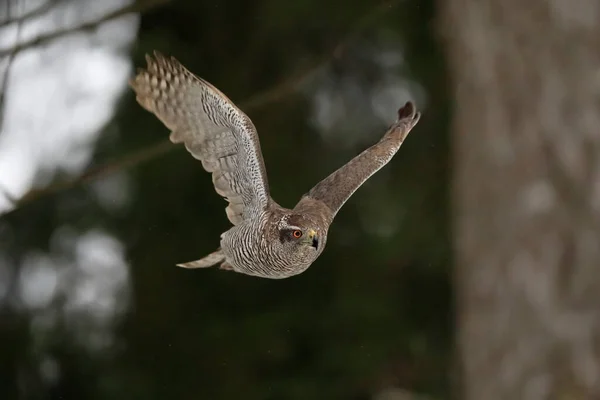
[176,248,226,269]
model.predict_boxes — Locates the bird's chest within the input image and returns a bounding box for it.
[220,224,308,279]
[220,224,270,268]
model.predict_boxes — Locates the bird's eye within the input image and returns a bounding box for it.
[292,230,303,238]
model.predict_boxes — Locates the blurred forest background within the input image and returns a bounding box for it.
[0,0,599,399]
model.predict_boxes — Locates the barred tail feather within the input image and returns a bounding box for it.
[176,248,225,269]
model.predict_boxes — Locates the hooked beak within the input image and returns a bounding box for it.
[307,229,319,250]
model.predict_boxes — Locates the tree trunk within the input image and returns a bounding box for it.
[440,0,600,399]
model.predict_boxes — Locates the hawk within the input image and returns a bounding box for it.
[130,52,421,279]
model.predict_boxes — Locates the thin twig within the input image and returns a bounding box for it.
[0,0,61,29]
[0,0,170,58]
[1,0,400,216]
[0,0,24,130]
[0,0,24,208]
[15,140,174,206]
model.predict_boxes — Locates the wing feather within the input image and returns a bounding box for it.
[129,52,271,225]
[296,102,421,218]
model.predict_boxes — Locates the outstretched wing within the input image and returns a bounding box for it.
[130,52,271,225]
[296,102,420,218]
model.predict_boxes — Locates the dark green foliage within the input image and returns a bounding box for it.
[0,0,451,398]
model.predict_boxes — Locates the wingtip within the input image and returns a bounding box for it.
[144,53,153,66]
[142,50,185,74]
[397,101,415,119]
[152,50,168,63]
[143,51,168,69]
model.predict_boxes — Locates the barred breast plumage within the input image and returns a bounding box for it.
[130,51,421,279]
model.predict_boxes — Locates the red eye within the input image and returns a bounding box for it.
[292,230,303,238]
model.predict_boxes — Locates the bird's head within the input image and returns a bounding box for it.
[276,213,322,261]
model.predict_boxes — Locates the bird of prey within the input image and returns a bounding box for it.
[130,52,421,279]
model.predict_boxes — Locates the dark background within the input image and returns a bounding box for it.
[0,0,451,399]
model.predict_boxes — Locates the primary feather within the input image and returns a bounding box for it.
[129,51,270,225]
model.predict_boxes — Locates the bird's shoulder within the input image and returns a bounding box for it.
[293,197,334,228]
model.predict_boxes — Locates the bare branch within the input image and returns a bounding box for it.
[14,140,173,208]
[0,0,61,29]
[0,0,170,58]
[0,0,24,208]
[0,0,24,132]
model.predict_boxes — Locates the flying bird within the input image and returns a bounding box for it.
[130,52,421,279]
